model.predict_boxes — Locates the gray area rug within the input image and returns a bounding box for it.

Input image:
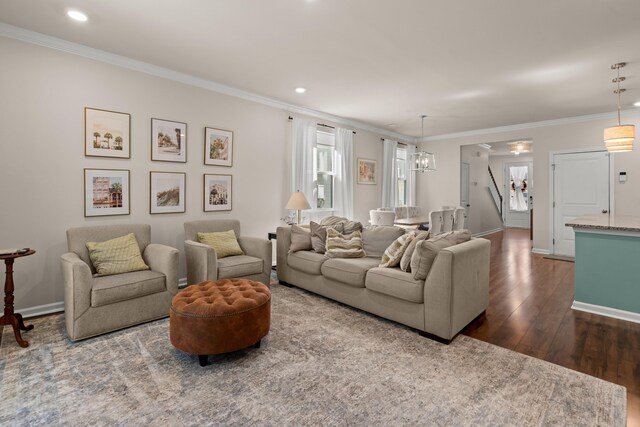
[0,283,626,426]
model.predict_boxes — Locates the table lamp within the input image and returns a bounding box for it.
[286,191,311,224]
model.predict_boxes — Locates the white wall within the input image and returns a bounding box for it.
[460,146,503,235]
[0,37,388,312]
[417,113,640,251]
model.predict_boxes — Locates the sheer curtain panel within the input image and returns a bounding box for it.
[334,127,354,219]
[405,144,417,206]
[381,139,398,208]
[291,118,317,206]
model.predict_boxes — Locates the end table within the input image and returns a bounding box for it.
[1,249,35,347]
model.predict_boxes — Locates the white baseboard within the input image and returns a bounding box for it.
[531,248,550,255]
[473,228,504,238]
[18,277,189,319]
[20,301,64,319]
[572,301,640,324]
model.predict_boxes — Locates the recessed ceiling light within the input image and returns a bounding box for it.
[295,87,306,94]
[634,101,640,107]
[67,10,88,22]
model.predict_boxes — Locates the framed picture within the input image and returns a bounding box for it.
[204,127,233,167]
[151,118,187,162]
[357,158,377,185]
[84,169,130,217]
[203,174,232,212]
[150,171,186,214]
[85,108,131,158]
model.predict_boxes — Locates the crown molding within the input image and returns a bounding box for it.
[0,22,413,142]
[421,109,640,143]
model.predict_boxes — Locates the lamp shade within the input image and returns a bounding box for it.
[286,191,311,210]
[604,125,635,152]
[410,151,436,172]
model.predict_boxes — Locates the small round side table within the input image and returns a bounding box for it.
[0,249,35,348]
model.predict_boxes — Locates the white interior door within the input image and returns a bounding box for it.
[552,151,610,256]
[505,162,532,228]
[460,162,470,226]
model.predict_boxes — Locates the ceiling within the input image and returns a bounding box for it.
[1,0,640,138]
[484,140,533,157]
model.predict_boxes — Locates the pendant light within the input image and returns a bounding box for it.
[410,115,437,172]
[604,63,634,152]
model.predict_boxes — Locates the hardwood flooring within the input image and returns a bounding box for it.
[2,228,638,424]
[463,228,640,426]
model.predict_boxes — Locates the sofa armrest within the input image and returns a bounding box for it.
[60,252,93,333]
[184,239,217,285]
[238,236,272,278]
[423,238,490,340]
[143,243,180,295]
[276,226,293,283]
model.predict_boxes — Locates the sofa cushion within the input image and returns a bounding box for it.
[287,250,327,275]
[289,224,313,253]
[91,270,166,307]
[379,231,417,268]
[325,229,365,258]
[217,255,263,278]
[86,233,149,276]
[310,222,344,254]
[400,231,430,272]
[198,230,244,258]
[321,257,381,288]
[362,226,406,258]
[366,267,425,303]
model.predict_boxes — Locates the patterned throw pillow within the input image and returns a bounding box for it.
[289,224,312,253]
[325,228,365,258]
[197,230,244,258]
[379,231,418,268]
[399,231,430,272]
[86,233,149,276]
[310,221,344,254]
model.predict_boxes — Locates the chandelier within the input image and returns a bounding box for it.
[604,63,634,152]
[410,115,437,172]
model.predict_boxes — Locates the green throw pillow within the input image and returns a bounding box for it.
[86,233,149,276]
[197,230,244,258]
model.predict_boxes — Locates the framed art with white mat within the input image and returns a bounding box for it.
[84,168,130,217]
[151,118,187,162]
[204,127,233,166]
[84,108,130,158]
[203,174,232,211]
[150,171,186,214]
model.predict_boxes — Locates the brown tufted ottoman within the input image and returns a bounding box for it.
[170,278,271,366]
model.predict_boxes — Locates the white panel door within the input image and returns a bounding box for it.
[553,151,610,256]
[505,162,532,228]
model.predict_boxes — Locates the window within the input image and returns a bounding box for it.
[396,146,407,206]
[315,131,335,209]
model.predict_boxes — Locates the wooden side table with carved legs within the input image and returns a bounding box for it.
[0,249,35,348]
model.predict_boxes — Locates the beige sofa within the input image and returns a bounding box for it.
[276,225,490,342]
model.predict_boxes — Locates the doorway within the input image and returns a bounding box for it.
[504,161,533,229]
[460,162,470,226]
[551,150,611,257]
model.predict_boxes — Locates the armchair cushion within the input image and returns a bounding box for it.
[217,255,264,279]
[197,230,244,258]
[91,270,166,307]
[86,233,149,276]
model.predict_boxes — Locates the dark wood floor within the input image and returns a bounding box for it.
[2,228,638,424]
[463,228,640,426]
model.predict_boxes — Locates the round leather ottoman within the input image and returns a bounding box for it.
[170,278,271,366]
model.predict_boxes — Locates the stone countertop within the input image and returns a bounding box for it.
[565,214,640,232]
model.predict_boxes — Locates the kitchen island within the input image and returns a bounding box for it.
[566,214,640,323]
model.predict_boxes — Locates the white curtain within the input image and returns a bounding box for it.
[334,127,354,218]
[405,144,417,206]
[509,166,528,211]
[381,139,398,208]
[291,118,317,207]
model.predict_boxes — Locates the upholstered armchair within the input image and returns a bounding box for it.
[184,220,272,286]
[61,224,179,341]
